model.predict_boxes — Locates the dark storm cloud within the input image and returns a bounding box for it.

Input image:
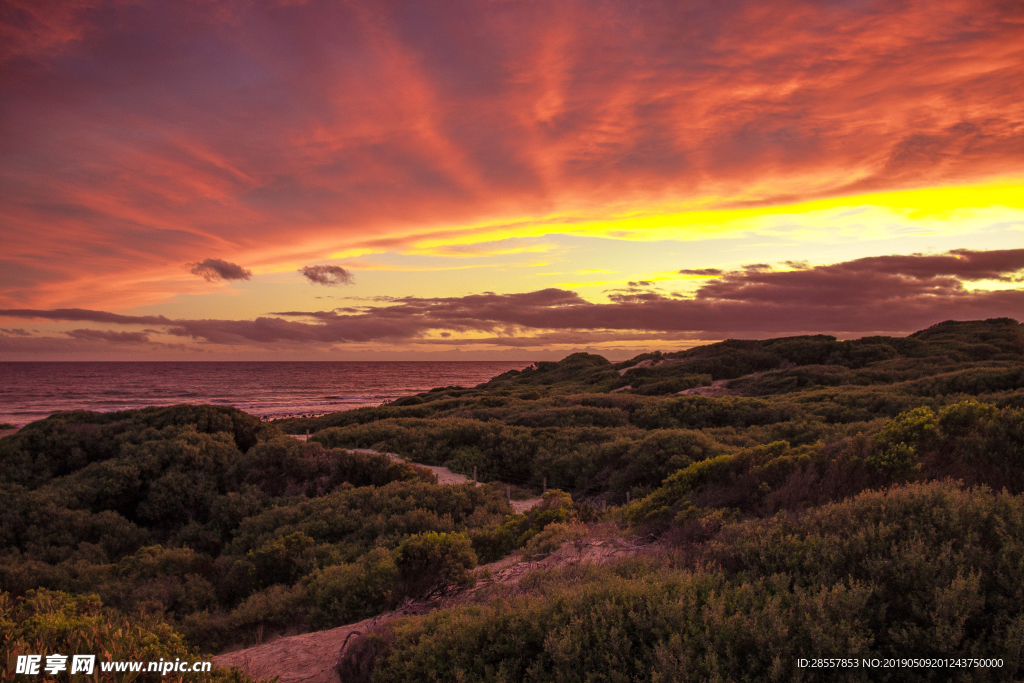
[845,249,1024,281]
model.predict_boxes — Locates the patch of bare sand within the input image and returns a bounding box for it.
[678,379,731,396]
[511,497,543,513]
[471,532,660,592]
[216,623,354,683]
[214,610,408,683]
[616,358,686,376]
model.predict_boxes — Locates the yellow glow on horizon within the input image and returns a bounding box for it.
[342,179,1024,258]
[553,180,1024,241]
[555,280,622,288]
[963,278,1024,293]
[210,179,1024,295]
[105,178,1023,316]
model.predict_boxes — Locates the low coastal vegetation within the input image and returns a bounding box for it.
[3,318,1024,680]
[345,482,1024,683]
[0,405,519,654]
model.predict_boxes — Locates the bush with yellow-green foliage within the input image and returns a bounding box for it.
[622,398,1024,537]
[1,589,261,683]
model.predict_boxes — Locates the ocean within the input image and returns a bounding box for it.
[0,361,531,427]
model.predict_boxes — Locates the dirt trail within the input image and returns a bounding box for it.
[215,538,655,683]
[678,379,731,396]
[215,614,383,683]
[214,439,569,681]
[289,438,543,511]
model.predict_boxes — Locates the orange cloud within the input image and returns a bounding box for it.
[1,0,1022,311]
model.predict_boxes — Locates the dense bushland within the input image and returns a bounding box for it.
[4,318,1024,678]
[341,483,1024,682]
[274,319,1024,502]
[0,406,522,652]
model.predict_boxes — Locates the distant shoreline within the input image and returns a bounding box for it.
[0,359,532,428]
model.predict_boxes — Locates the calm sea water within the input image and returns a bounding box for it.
[0,361,530,427]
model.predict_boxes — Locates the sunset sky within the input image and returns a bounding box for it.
[1,0,1023,360]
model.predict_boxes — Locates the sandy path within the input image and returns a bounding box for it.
[678,379,730,396]
[347,447,473,486]
[215,617,371,683]
[214,538,653,683]
[290,439,544,509]
[510,498,542,513]
[214,560,520,683]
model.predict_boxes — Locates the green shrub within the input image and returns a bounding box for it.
[626,441,791,526]
[394,532,477,597]
[306,548,398,628]
[248,532,317,588]
[228,583,307,645]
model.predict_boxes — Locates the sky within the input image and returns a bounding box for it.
[1,0,1022,360]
